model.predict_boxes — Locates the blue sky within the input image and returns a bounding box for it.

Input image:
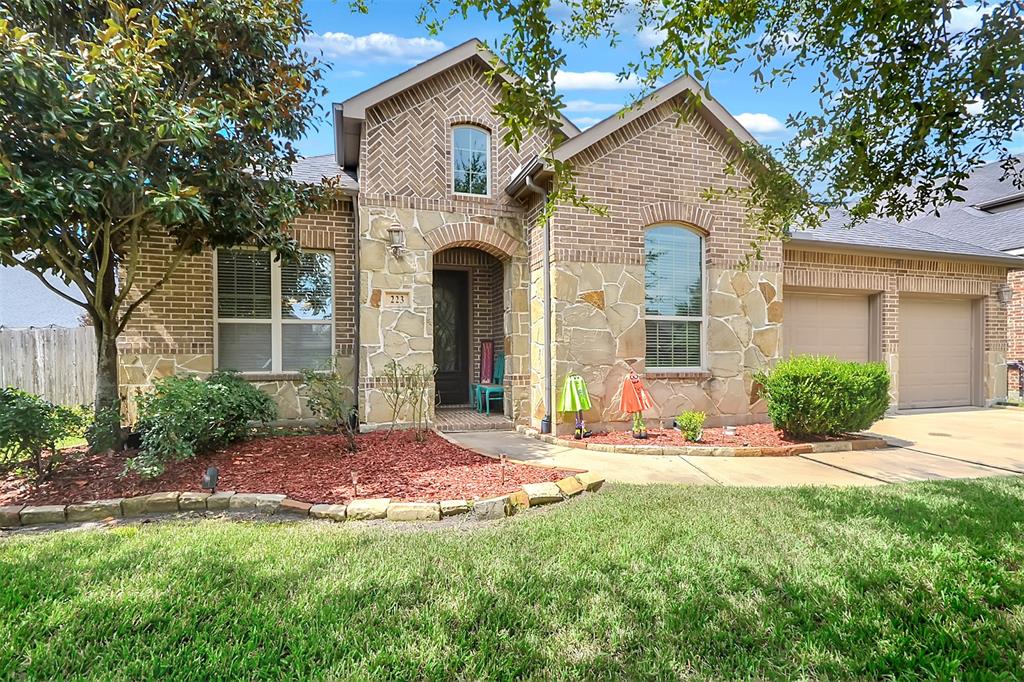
[297,0,814,156]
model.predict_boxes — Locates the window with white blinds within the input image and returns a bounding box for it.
[644,225,704,370]
[216,250,333,373]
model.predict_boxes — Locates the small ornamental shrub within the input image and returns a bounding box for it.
[756,356,890,437]
[300,358,357,452]
[0,388,88,481]
[674,410,705,442]
[86,401,124,453]
[127,372,276,478]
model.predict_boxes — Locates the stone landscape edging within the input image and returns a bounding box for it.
[0,472,605,530]
[515,425,889,457]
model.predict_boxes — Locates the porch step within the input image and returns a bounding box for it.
[434,408,514,433]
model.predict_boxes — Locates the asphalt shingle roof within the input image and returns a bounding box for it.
[907,205,1024,252]
[789,209,1024,265]
[289,154,358,191]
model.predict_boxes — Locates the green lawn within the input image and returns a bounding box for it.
[3,479,1024,679]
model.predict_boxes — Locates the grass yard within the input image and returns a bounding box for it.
[3,479,1024,679]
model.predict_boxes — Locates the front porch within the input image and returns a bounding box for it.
[434,406,514,432]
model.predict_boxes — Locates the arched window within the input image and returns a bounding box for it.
[452,125,490,196]
[644,224,704,370]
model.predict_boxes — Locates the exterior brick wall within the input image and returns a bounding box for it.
[1009,269,1024,396]
[118,197,358,418]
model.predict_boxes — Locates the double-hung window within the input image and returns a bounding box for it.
[452,125,490,196]
[644,225,705,370]
[216,249,334,373]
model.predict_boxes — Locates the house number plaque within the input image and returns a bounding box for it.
[383,290,411,308]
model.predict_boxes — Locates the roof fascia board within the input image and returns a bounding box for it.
[786,237,1024,268]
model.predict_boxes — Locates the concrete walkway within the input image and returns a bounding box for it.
[446,407,1024,487]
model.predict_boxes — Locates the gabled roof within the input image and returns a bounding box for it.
[334,38,580,169]
[789,208,1024,266]
[288,154,359,193]
[551,74,756,163]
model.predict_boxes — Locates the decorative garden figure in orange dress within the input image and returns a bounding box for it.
[619,370,654,439]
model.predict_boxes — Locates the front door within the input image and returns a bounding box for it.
[433,269,470,405]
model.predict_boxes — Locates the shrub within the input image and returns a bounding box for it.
[756,356,890,437]
[300,358,357,452]
[0,388,88,481]
[674,410,705,442]
[127,372,276,477]
[86,401,124,453]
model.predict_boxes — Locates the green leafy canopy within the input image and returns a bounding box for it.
[360,0,1024,245]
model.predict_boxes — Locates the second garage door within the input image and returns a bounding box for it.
[784,292,871,361]
[899,297,975,409]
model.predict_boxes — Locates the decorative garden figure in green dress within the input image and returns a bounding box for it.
[559,373,593,440]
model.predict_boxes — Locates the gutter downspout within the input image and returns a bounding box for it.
[351,192,361,430]
[524,176,553,433]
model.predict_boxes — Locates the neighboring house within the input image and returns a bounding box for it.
[0,265,85,328]
[118,39,1023,433]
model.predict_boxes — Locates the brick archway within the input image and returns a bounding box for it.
[640,201,715,234]
[424,222,518,260]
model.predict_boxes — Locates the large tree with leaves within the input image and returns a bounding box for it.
[0,0,326,437]
[400,0,1024,239]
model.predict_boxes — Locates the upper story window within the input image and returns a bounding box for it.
[216,249,334,373]
[644,225,705,370]
[452,125,490,196]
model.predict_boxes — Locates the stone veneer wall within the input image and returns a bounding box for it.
[783,247,1012,407]
[534,96,783,432]
[118,198,358,420]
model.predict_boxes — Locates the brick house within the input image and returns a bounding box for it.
[119,39,1023,433]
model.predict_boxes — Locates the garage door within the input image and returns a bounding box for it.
[899,297,974,409]
[784,292,871,361]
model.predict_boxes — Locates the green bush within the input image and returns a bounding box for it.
[756,356,890,437]
[300,358,357,452]
[128,371,276,478]
[0,388,88,481]
[674,410,705,442]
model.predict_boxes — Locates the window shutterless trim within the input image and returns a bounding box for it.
[643,224,707,372]
[451,124,491,198]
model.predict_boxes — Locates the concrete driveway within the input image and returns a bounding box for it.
[446,407,1024,487]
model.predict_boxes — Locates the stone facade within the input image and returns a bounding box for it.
[783,248,1013,407]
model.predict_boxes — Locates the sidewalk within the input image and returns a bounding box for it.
[446,424,1022,487]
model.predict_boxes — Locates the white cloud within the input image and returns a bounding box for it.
[562,99,621,113]
[572,116,604,129]
[636,26,666,48]
[966,98,985,115]
[948,4,990,32]
[304,32,445,63]
[735,112,786,136]
[555,70,644,90]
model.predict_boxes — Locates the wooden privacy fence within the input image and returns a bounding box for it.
[0,326,96,406]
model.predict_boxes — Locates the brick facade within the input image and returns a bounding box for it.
[1009,269,1024,396]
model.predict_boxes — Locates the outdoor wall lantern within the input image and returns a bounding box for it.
[996,283,1014,306]
[387,220,407,257]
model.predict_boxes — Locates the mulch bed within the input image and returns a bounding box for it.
[0,432,575,507]
[565,423,851,448]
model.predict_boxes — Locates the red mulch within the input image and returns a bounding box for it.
[566,423,849,447]
[0,432,575,507]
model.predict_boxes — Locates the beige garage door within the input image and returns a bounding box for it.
[899,297,974,409]
[784,292,871,361]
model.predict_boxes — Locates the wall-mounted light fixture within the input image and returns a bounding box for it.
[997,283,1014,306]
[387,220,406,257]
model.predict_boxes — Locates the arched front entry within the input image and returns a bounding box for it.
[432,246,506,407]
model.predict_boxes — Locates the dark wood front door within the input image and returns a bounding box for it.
[433,269,470,405]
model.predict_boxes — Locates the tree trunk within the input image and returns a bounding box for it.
[94,325,120,416]
[92,255,125,449]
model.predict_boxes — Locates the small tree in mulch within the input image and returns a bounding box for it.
[381,360,437,442]
[300,358,358,453]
